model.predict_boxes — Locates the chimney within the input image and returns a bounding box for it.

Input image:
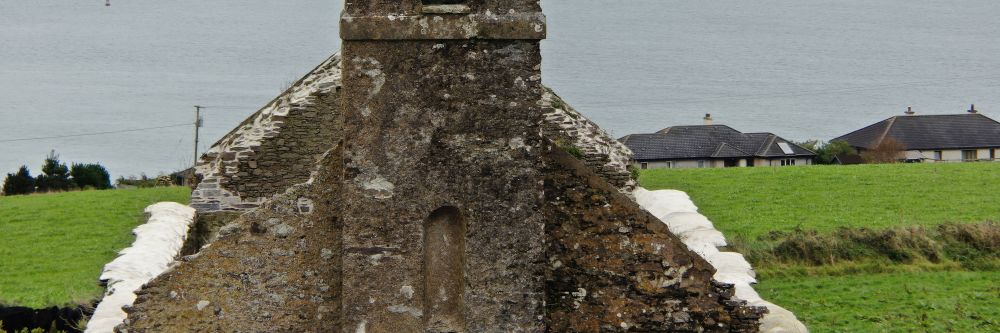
[905,106,915,115]
[703,113,713,125]
[969,104,978,114]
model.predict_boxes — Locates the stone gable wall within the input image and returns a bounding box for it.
[190,55,636,214]
[189,54,342,213]
[542,89,636,193]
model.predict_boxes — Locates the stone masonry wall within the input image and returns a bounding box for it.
[544,147,762,331]
[542,88,637,193]
[189,54,342,213]
[124,149,344,332]
[190,78,635,215]
[123,139,762,332]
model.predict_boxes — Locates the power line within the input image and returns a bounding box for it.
[0,123,191,143]
[198,105,259,110]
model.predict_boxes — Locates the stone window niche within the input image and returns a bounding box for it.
[423,206,467,332]
[421,0,471,15]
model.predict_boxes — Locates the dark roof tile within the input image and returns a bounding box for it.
[620,125,816,161]
[834,113,1000,150]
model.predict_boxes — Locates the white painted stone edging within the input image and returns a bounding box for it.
[84,202,196,333]
[633,188,809,333]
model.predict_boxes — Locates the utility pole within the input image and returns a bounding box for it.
[193,105,203,167]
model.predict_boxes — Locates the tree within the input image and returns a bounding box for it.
[2,166,36,196]
[795,140,820,153]
[817,140,857,164]
[862,138,905,164]
[35,150,72,193]
[70,163,112,190]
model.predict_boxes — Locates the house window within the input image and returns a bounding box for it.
[962,150,977,161]
[933,151,942,161]
[640,162,648,170]
[665,161,674,169]
[697,160,706,168]
[779,158,796,166]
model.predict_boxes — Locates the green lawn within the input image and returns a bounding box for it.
[640,163,1000,240]
[0,187,190,308]
[757,271,1000,332]
[641,163,1000,332]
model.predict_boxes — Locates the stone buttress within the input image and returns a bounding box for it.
[339,1,548,331]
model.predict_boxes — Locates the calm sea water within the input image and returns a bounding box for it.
[2,0,999,179]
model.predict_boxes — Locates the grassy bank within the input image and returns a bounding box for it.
[640,163,1000,240]
[641,162,1000,332]
[0,187,190,308]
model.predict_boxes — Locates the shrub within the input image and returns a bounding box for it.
[2,166,36,196]
[862,138,905,164]
[750,222,999,268]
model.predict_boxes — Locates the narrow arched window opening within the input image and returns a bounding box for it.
[423,206,466,332]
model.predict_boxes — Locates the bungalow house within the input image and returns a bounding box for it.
[619,116,817,169]
[833,106,1000,163]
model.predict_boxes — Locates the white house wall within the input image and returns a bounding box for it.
[914,148,999,162]
[762,158,812,166]
[640,158,812,169]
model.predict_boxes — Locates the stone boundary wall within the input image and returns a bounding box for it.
[189,54,342,213]
[634,188,808,333]
[85,203,196,333]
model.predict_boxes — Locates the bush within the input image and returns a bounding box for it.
[862,138,905,164]
[2,166,36,196]
[69,163,112,190]
[749,222,1000,268]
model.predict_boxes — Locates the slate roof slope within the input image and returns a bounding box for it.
[619,125,815,161]
[834,113,1000,150]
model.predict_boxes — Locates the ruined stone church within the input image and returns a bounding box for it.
[122,1,768,331]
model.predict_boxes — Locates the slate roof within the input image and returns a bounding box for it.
[619,125,816,161]
[833,113,1000,150]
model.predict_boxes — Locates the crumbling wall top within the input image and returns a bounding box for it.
[343,0,540,16]
[341,0,545,40]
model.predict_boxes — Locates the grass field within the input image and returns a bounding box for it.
[641,162,1000,332]
[640,163,1000,240]
[0,187,190,308]
[758,271,1000,332]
